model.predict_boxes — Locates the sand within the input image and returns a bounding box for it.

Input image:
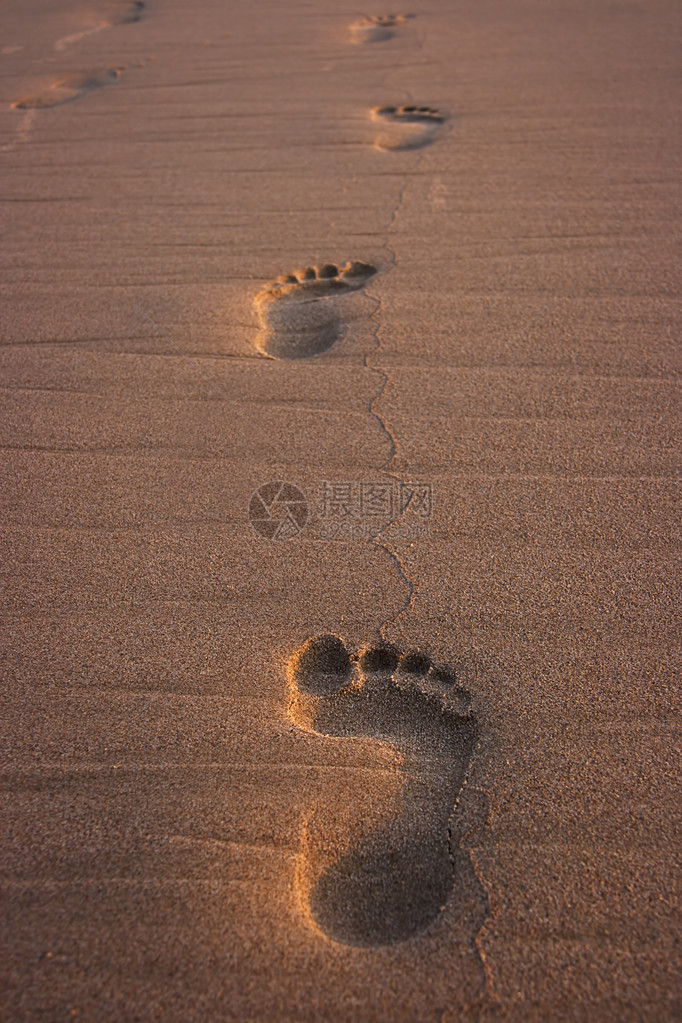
[1,0,680,1019]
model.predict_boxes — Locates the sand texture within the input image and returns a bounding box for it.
[1,0,680,1020]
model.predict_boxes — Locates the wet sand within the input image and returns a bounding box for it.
[1,0,680,1019]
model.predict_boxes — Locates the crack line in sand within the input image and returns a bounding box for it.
[372,94,492,997]
[359,125,490,980]
[364,172,417,642]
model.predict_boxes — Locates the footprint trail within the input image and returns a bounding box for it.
[288,635,478,946]
[254,261,377,359]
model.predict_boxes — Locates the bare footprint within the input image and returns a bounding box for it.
[112,0,145,25]
[372,104,446,151]
[288,635,479,946]
[350,14,415,44]
[12,68,123,110]
[254,261,377,359]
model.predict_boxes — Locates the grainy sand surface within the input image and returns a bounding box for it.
[1,1,680,1020]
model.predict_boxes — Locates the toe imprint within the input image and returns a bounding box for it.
[372,104,445,124]
[293,634,352,697]
[254,261,378,360]
[265,260,376,299]
[288,635,479,946]
[350,13,416,44]
[358,643,400,674]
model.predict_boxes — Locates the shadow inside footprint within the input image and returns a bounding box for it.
[309,816,457,946]
[371,104,446,152]
[13,68,122,110]
[288,635,479,946]
[350,14,416,44]
[254,261,377,359]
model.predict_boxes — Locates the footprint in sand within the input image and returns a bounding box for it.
[254,261,377,359]
[112,0,145,24]
[372,104,446,151]
[350,14,415,44]
[12,68,123,110]
[288,635,478,946]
